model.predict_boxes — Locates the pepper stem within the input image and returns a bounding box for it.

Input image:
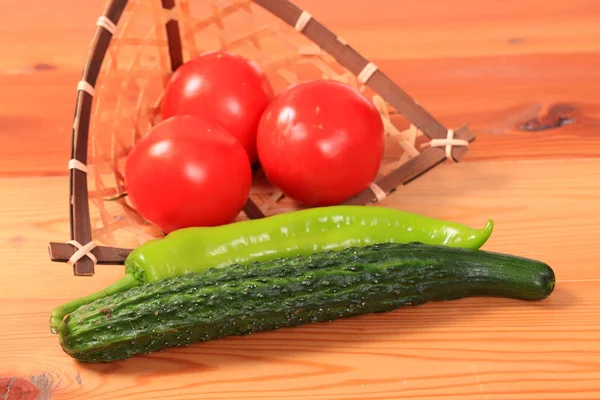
[475,219,495,249]
[49,273,141,334]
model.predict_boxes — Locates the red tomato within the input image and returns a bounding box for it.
[256,80,385,207]
[125,115,252,233]
[160,50,274,164]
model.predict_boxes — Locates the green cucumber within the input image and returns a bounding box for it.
[56,242,555,362]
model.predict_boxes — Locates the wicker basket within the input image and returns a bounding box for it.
[48,0,476,276]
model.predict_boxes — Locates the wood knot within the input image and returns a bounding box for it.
[0,377,40,400]
[32,63,57,71]
[518,103,577,132]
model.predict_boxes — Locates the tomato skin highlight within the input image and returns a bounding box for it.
[125,115,253,233]
[256,80,385,207]
[160,50,274,164]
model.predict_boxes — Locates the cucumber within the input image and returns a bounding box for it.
[57,243,555,362]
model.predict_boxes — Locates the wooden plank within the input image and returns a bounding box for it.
[296,0,600,61]
[0,0,106,71]
[2,158,600,299]
[0,71,80,177]
[371,53,600,162]
[1,0,599,177]
[2,55,598,176]
[1,284,599,399]
[1,0,598,398]
[379,158,600,266]
[1,0,598,70]
[0,159,599,400]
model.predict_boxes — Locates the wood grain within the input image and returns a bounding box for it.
[2,286,600,400]
[2,159,600,399]
[1,0,599,176]
[1,0,600,398]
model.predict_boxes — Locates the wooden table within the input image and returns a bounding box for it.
[1,0,599,398]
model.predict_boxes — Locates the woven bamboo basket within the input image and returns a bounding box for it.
[48,0,476,276]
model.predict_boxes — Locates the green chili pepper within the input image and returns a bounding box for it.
[50,205,493,333]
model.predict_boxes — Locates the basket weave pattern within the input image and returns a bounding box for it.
[49,0,476,275]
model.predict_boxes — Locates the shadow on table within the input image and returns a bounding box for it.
[78,289,569,377]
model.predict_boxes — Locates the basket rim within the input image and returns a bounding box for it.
[49,0,476,276]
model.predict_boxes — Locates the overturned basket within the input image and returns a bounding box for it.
[48,0,475,276]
